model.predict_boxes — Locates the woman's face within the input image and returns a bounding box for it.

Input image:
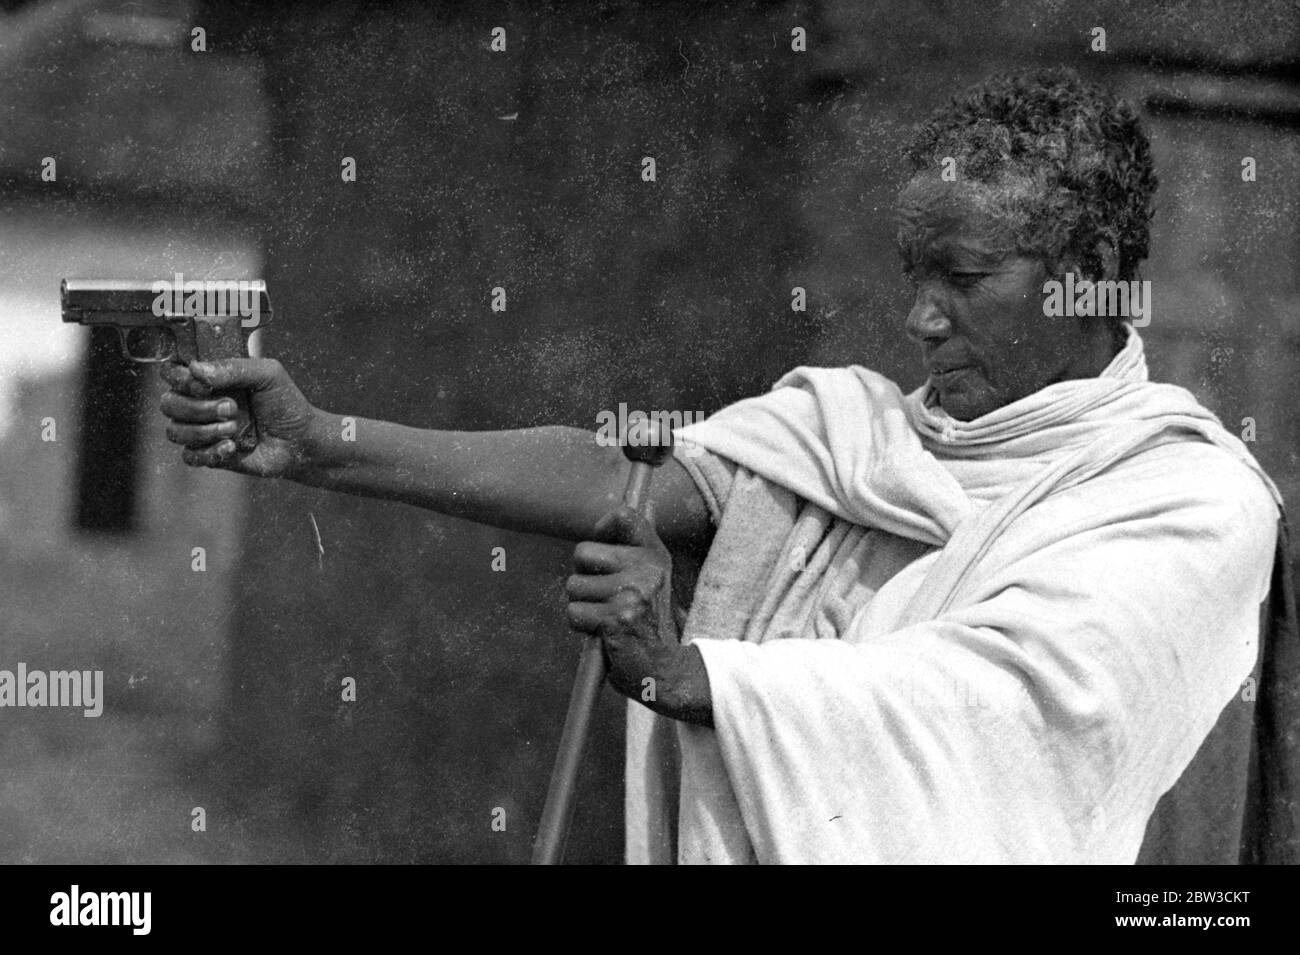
[896,175,1108,421]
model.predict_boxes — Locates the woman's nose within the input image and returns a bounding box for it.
[905,285,952,342]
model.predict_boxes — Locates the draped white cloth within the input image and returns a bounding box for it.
[630,328,1282,863]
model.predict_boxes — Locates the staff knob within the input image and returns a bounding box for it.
[622,416,675,467]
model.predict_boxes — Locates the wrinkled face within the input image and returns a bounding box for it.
[896,175,1103,421]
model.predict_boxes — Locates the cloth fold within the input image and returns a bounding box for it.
[677,325,1278,537]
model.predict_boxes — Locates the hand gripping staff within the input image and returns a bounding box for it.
[532,419,674,864]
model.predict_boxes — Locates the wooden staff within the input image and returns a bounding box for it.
[532,418,674,864]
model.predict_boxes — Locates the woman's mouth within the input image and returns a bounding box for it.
[931,365,974,384]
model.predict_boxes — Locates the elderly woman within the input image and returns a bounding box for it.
[159,68,1288,864]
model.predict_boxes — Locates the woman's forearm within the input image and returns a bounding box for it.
[294,415,630,541]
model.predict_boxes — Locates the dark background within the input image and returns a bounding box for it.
[0,0,1296,863]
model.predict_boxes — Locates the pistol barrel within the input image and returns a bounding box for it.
[60,279,272,328]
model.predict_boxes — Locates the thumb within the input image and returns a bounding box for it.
[591,504,660,548]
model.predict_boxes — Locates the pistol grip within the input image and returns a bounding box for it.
[192,315,258,452]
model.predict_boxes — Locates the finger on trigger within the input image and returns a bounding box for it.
[159,363,186,388]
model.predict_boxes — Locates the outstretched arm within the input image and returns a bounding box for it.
[158,357,714,556]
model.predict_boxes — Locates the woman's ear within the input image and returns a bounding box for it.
[1049,255,1083,284]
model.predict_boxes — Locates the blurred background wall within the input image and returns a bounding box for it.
[0,0,1296,863]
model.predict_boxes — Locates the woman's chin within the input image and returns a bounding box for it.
[934,382,1000,422]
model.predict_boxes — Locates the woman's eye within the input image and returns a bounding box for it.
[947,271,985,287]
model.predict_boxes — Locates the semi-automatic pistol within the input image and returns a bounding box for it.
[61,278,272,451]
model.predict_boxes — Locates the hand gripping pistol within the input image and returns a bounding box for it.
[61,278,272,452]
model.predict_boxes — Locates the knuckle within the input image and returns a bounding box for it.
[612,584,639,603]
[613,589,648,614]
[615,504,641,525]
[629,565,662,591]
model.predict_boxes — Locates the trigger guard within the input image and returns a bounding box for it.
[121,327,174,363]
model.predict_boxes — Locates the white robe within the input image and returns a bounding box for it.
[627,327,1282,864]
